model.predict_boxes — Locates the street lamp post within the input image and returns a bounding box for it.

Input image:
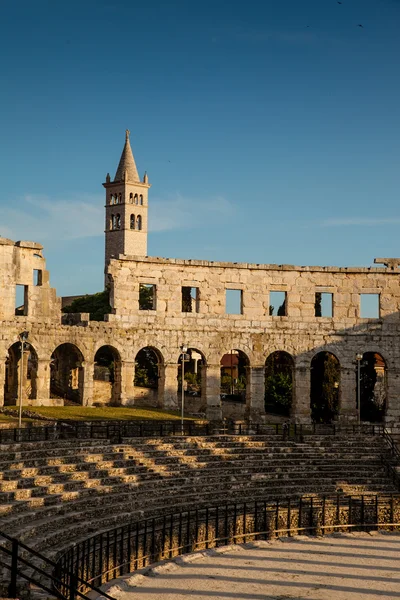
[18,331,29,429]
[180,345,188,435]
[356,353,363,426]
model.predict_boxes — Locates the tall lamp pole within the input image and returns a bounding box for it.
[18,331,29,429]
[180,345,188,435]
[356,353,363,426]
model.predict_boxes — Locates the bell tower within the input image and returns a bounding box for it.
[103,130,150,267]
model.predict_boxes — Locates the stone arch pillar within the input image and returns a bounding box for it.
[0,357,6,407]
[159,363,178,409]
[205,363,222,421]
[81,361,94,406]
[35,358,51,403]
[385,367,400,428]
[120,360,135,406]
[245,365,265,422]
[338,365,357,423]
[292,364,311,424]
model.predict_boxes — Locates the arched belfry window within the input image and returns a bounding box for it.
[118,193,122,203]
[129,193,133,204]
[110,194,114,205]
[139,194,143,205]
[134,194,138,205]
[130,214,135,229]
[110,214,114,230]
[116,214,121,229]
[137,215,142,230]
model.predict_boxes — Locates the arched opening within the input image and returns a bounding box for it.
[116,214,121,229]
[134,194,138,205]
[310,352,340,423]
[358,352,387,422]
[139,194,143,205]
[136,215,142,230]
[109,194,114,205]
[4,342,38,405]
[118,193,122,203]
[134,347,162,406]
[130,214,135,229]
[94,345,121,406]
[110,214,115,230]
[129,193,133,204]
[177,348,206,413]
[265,351,294,416]
[50,343,84,405]
[220,350,249,402]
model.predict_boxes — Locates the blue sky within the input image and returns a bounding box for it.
[1,0,400,296]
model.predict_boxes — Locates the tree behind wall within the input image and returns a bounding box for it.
[62,291,111,321]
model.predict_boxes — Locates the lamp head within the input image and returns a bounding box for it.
[356,353,363,361]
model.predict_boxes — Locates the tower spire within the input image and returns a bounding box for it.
[114,130,140,183]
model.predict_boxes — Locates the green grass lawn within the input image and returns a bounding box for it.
[5,405,196,422]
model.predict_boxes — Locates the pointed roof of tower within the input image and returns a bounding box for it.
[114,130,140,183]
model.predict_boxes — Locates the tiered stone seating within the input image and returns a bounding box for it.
[0,433,397,559]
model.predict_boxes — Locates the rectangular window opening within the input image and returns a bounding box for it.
[15,285,28,316]
[139,284,156,311]
[269,291,287,316]
[33,269,42,286]
[315,292,333,317]
[182,286,199,313]
[360,293,380,319]
[225,289,243,315]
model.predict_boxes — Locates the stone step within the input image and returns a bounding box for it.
[0,459,385,487]
[0,469,393,534]
[20,479,397,554]
[0,447,388,472]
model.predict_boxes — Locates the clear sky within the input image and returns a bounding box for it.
[1,0,400,296]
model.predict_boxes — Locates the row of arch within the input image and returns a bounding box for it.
[109,194,144,205]
[130,214,142,230]
[3,342,388,423]
[110,214,143,231]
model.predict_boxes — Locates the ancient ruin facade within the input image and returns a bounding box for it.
[1,132,400,427]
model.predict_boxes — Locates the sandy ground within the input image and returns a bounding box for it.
[104,532,400,600]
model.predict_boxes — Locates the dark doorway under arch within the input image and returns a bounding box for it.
[220,350,249,402]
[51,343,84,405]
[265,351,294,416]
[310,352,340,424]
[94,345,121,405]
[134,347,162,406]
[4,342,38,405]
[358,352,387,422]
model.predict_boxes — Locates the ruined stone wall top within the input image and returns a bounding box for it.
[107,254,400,327]
[0,237,60,320]
[112,254,400,274]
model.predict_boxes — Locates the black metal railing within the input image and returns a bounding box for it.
[0,419,387,445]
[0,530,115,600]
[55,493,400,596]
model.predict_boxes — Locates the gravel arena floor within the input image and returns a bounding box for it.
[105,532,400,600]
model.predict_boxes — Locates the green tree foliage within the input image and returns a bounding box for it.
[310,353,340,423]
[315,292,322,317]
[139,285,155,310]
[265,352,293,415]
[135,348,158,388]
[182,287,193,312]
[277,299,286,316]
[62,291,111,321]
[360,353,385,422]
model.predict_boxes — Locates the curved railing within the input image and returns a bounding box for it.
[54,493,400,596]
[0,420,385,445]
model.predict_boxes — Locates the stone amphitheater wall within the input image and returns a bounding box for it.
[1,237,400,427]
